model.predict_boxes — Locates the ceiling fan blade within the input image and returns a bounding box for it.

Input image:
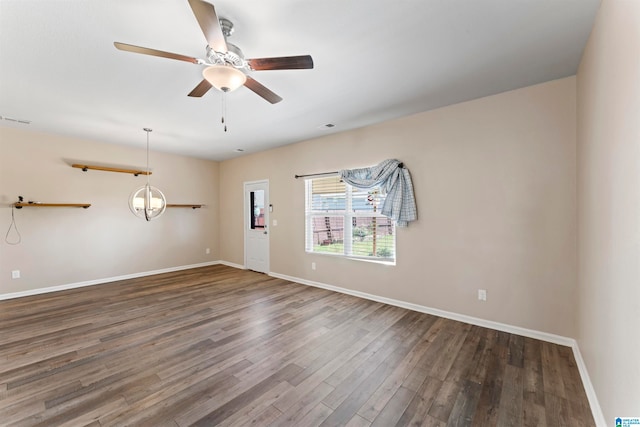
[244,77,283,104]
[114,42,199,64]
[247,55,314,70]
[187,0,227,53]
[188,79,213,97]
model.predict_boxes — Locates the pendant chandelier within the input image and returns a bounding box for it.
[128,128,166,221]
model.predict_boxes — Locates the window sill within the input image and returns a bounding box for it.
[306,250,396,266]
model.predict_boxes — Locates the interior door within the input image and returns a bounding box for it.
[244,180,269,273]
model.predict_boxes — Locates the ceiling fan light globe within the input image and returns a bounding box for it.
[203,65,246,93]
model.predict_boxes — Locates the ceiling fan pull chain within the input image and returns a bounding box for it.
[222,92,228,132]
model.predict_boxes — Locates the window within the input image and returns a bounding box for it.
[250,190,265,229]
[305,175,395,262]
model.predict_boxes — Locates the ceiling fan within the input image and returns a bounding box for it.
[114,0,313,104]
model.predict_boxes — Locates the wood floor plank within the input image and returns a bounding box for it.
[0,265,596,426]
[320,346,408,421]
[556,344,593,422]
[295,402,334,426]
[401,320,449,393]
[319,324,428,425]
[508,334,525,368]
[394,375,443,426]
[523,400,548,427]
[321,311,428,411]
[285,325,371,387]
[357,316,438,421]
[568,397,596,427]
[469,342,505,426]
[369,386,415,427]
[443,325,483,386]
[496,364,524,426]
[541,341,567,398]
[427,380,462,422]
[446,379,483,427]
[417,414,447,427]
[523,337,546,407]
[427,322,471,381]
[217,380,293,427]
[270,382,335,427]
[346,413,373,427]
[323,309,413,389]
[0,395,46,426]
[233,320,333,382]
[464,329,495,385]
[270,329,369,414]
[544,392,572,427]
[99,359,250,426]
[244,404,284,426]
[56,397,128,427]
[191,363,303,426]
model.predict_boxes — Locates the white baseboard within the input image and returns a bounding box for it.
[0,261,221,301]
[268,270,605,426]
[218,260,246,270]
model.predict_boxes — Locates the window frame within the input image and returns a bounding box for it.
[305,176,396,264]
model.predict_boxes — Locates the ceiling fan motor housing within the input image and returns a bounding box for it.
[205,36,245,68]
[217,18,245,68]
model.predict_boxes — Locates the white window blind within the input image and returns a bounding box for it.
[305,175,395,262]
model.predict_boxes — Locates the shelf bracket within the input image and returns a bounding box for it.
[166,204,203,209]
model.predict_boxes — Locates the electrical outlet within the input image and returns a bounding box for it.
[311,262,316,270]
[205,248,210,255]
[478,289,487,301]
[11,270,20,279]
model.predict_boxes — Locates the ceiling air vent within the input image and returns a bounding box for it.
[1,116,31,124]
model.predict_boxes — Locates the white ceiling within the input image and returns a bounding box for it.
[0,0,600,161]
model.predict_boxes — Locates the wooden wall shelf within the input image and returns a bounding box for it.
[14,203,91,209]
[166,204,203,209]
[72,164,150,176]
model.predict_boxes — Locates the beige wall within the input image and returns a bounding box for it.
[577,0,640,420]
[0,127,220,295]
[220,77,578,337]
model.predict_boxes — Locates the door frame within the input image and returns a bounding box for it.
[243,179,270,273]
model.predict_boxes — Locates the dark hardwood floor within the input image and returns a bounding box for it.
[0,265,594,426]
